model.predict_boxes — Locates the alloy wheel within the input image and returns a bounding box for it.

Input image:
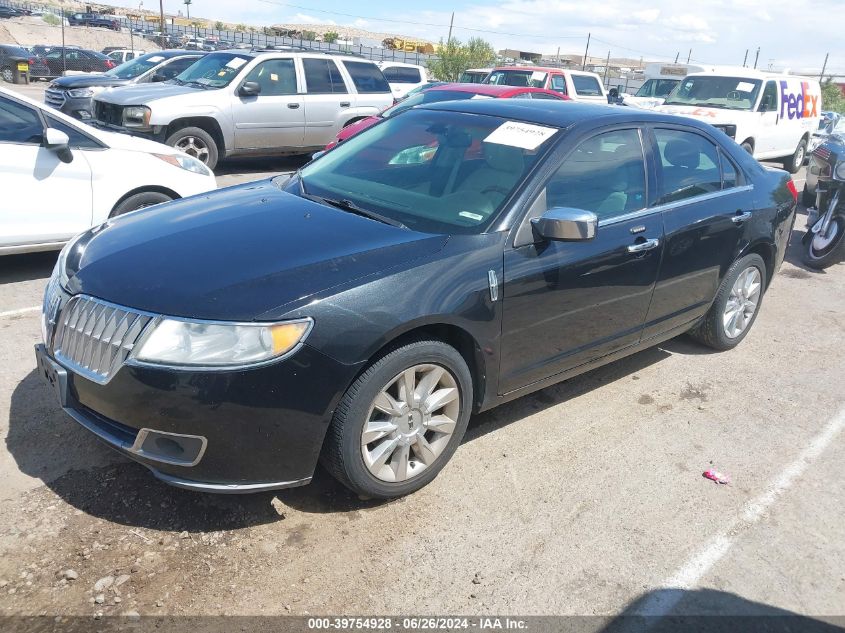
[722,266,762,338]
[361,364,460,483]
[1,67,12,83]
[175,136,210,163]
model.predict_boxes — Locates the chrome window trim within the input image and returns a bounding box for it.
[599,184,754,227]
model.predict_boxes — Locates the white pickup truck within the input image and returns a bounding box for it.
[657,69,821,173]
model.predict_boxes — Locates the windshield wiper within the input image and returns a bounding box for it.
[299,187,406,229]
[185,80,213,89]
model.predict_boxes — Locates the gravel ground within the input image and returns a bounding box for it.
[0,91,842,625]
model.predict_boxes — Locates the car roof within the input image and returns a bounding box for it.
[420,98,710,130]
[426,83,563,98]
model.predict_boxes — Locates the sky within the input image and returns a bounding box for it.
[116,0,843,74]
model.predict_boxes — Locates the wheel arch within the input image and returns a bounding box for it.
[109,185,180,217]
[165,117,226,156]
[741,240,776,288]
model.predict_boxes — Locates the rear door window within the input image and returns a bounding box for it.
[342,61,390,93]
[654,128,722,204]
[572,75,603,96]
[242,59,297,96]
[303,58,347,94]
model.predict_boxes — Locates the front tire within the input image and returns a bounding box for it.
[111,191,173,217]
[803,216,845,270]
[165,126,219,170]
[688,254,766,351]
[322,340,473,499]
[783,138,807,174]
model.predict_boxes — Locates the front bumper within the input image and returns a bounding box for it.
[35,337,358,493]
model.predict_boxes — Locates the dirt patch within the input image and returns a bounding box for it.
[0,17,160,53]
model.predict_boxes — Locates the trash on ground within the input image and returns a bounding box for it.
[703,469,731,484]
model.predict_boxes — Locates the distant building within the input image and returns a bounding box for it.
[498,49,542,64]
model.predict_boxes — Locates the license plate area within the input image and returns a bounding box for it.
[35,344,68,408]
[17,62,28,71]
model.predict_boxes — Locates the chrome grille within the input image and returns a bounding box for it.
[51,295,154,384]
[45,88,67,108]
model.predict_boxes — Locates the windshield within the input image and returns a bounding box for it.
[635,78,680,98]
[664,76,762,110]
[105,52,170,79]
[485,69,547,88]
[381,90,490,119]
[297,109,559,234]
[174,52,251,88]
[459,71,488,83]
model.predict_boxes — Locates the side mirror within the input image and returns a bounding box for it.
[531,207,597,241]
[44,128,73,164]
[239,81,261,97]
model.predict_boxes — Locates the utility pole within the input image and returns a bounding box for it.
[446,12,454,44]
[184,0,191,19]
[582,32,590,70]
[602,50,610,88]
[753,47,760,69]
[819,53,829,81]
[674,51,679,63]
[556,46,560,65]
[60,8,66,75]
[742,49,748,67]
[687,49,691,64]
[159,0,166,35]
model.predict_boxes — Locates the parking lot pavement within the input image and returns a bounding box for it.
[0,195,843,620]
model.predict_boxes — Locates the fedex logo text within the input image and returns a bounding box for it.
[779,81,819,120]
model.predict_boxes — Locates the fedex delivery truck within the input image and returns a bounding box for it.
[657,69,821,173]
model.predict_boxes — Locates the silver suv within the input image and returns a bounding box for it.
[92,50,394,169]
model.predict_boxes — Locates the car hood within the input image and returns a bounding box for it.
[52,74,133,89]
[337,116,379,142]
[655,104,747,124]
[67,180,448,321]
[96,82,214,105]
[82,124,181,154]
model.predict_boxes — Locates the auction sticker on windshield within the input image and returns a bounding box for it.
[226,57,248,69]
[484,121,557,150]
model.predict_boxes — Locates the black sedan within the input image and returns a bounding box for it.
[36,101,797,498]
[40,47,116,79]
[45,50,204,119]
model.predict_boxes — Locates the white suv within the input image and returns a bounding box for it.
[92,50,395,169]
[0,87,216,255]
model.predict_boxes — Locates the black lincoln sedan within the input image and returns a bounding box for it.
[36,101,797,498]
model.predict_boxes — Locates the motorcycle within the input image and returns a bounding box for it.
[803,134,845,269]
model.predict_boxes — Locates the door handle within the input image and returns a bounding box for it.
[627,238,660,253]
[287,103,300,109]
[339,101,351,107]
[732,211,752,224]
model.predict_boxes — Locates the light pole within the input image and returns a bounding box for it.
[184,0,192,19]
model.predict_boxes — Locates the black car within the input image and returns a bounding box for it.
[45,50,205,119]
[0,44,50,81]
[67,13,120,30]
[40,47,116,79]
[36,101,797,498]
[0,6,24,18]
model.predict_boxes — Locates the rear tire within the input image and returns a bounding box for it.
[165,126,219,170]
[688,254,766,351]
[783,138,807,174]
[321,340,473,499]
[740,141,754,155]
[1,66,12,83]
[111,191,173,217]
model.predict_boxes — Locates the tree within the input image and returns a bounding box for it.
[821,79,845,114]
[235,24,247,32]
[214,21,225,31]
[426,37,495,81]
[324,31,339,44]
[301,30,317,41]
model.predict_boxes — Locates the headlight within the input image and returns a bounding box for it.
[55,232,86,289]
[67,86,104,98]
[123,105,151,128]
[836,162,845,180]
[131,318,313,368]
[153,152,212,176]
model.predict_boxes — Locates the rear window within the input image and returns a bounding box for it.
[572,75,603,96]
[2,46,31,57]
[382,66,421,84]
[342,61,390,93]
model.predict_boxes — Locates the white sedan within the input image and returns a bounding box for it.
[0,86,217,255]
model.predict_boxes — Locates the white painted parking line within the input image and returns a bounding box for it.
[634,406,845,619]
[0,306,40,319]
